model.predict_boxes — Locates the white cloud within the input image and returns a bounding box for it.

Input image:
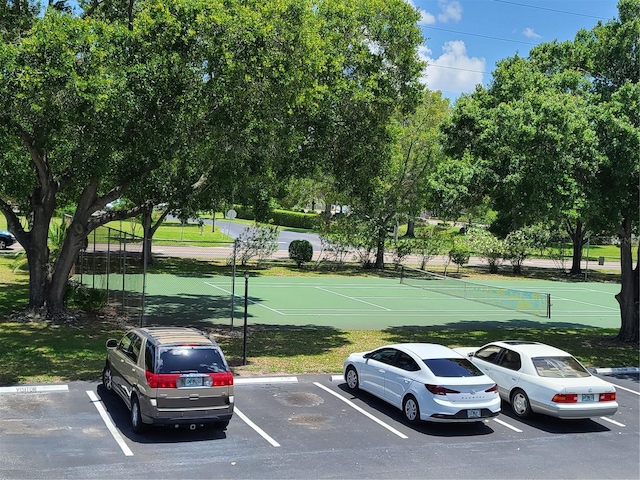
[522,27,541,38]
[437,0,462,23]
[405,0,436,25]
[420,40,486,95]
[419,10,436,25]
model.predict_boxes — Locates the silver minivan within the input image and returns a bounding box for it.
[103,327,234,433]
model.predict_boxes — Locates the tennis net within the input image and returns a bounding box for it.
[400,266,551,318]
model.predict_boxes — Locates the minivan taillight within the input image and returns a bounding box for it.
[426,384,460,395]
[145,372,179,388]
[208,372,234,386]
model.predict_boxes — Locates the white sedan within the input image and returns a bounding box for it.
[456,341,618,420]
[343,343,501,423]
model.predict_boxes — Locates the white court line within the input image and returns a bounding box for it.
[234,407,280,447]
[86,390,134,457]
[313,382,408,439]
[315,287,391,311]
[551,296,619,311]
[599,416,626,427]
[205,282,285,315]
[492,417,523,433]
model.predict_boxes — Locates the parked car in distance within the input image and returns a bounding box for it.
[343,343,500,424]
[456,341,618,420]
[0,230,16,249]
[103,327,234,433]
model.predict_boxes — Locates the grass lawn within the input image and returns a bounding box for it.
[0,255,637,385]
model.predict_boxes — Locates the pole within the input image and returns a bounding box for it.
[242,271,249,366]
[231,239,237,330]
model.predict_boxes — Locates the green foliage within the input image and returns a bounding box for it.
[448,240,471,273]
[466,226,504,273]
[391,238,413,265]
[64,280,106,313]
[288,239,313,267]
[235,225,280,267]
[504,227,537,274]
[414,226,451,269]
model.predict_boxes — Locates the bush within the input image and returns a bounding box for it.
[64,280,106,313]
[288,240,313,267]
[234,206,318,229]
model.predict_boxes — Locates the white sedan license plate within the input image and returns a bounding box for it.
[467,409,481,418]
[581,394,595,402]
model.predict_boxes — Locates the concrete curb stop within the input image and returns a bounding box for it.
[589,366,640,375]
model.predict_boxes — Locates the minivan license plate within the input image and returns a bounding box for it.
[181,376,203,387]
[467,409,481,418]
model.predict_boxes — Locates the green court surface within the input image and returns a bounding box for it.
[140,274,622,331]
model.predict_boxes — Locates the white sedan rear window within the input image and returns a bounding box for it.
[532,356,590,378]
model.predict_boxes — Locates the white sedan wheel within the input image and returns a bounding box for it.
[403,395,420,424]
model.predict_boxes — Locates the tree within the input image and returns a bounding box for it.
[442,0,639,341]
[347,90,451,269]
[577,0,639,342]
[0,0,427,319]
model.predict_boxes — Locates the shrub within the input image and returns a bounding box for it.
[449,242,470,273]
[235,225,280,266]
[288,240,313,267]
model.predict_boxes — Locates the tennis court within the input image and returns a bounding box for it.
[140,273,622,331]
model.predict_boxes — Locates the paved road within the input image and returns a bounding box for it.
[0,373,637,479]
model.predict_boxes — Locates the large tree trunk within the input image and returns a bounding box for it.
[615,217,639,343]
[565,219,587,275]
[404,219,416,238]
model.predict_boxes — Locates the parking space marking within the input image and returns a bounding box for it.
[234,407,281,447]
[599,416,626,427]
[0,384,69,394]
[492,417,523,432]
[613,384,640,395]
[86,390,134,457]
[313,382,409,439]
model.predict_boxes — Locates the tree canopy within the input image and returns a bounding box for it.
[0,0,425,317]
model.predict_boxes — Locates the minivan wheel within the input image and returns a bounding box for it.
[102,365,113,393]
[130,396,146,434]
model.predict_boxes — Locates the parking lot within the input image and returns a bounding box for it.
[0,373,638,479]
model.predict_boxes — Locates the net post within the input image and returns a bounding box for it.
[547,294,551,318]
[400,265,404,284]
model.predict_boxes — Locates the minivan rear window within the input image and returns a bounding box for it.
[423,358,484,377]
[158,346,227,374]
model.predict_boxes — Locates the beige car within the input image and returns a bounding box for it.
[103,327,234,433]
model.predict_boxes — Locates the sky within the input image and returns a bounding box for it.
[408,0,620,102]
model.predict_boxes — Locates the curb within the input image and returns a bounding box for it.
[589,366,639,375]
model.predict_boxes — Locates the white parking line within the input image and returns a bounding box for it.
[492,417,523,433]
[234,407,281,447]
[599,416,626,427]
[86,390,133,457]
[613,384,640,396]
[313,382,408,439]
